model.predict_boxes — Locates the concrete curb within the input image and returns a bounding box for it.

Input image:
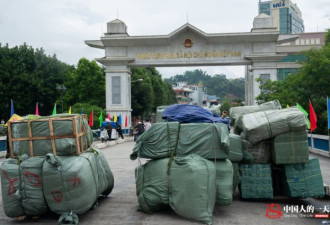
[93,137,135,149]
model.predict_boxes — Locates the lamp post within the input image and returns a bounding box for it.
[131,78,143,83]
[56,85,66,113]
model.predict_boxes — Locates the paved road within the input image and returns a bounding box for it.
[0,140,329,225]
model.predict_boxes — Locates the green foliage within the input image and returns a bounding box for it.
[164,69,245,102]
[63,58,105,109]
[0,43,72,119]
[256,43,330,134]
[131,67,177,118]
[325,29,330,46]
[220,98,231,116]
[0,124,8,136]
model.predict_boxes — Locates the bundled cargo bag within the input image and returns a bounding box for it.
[135,158,169,213]
[242,139,271,164]
[232,163,240,194]
[239,164,273,199]
[169,155,216,225]
[282,158,324,198]
[135,155,216,225]
[228,134,243,162]
[91,148,114,196]
[7,114,92,158]
[229,100,281,124]
[272,130,309,164]
[1,156,47,218]
[242,107,307,144]
[1,158,25,217]
[213,159,233,205]
[131,122,229,160]
[42,149,114,223]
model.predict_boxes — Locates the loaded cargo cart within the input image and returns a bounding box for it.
[7,114,93,158]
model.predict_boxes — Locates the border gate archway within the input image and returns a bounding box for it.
[86,14,298,130]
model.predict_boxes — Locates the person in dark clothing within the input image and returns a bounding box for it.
[105,122,112,140]
[134,121,145,141]
[116,122,124,139]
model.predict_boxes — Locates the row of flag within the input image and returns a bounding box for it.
[88,110,128,128]
[8,98,330,131]
[9,101,129,128]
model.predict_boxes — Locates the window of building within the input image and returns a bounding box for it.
[311,38,315,45]
[259,2,271,15]
[316,38,320,44]
[305,39,310,45]
[277,68,298,81]
[112,76,121,104]
[295,39,300,45]
[300,39,305,45]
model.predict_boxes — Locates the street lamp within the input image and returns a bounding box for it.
[131,79,143,83]
[56,85,66,113]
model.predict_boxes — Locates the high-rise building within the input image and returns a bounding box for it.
[258,0,304,34]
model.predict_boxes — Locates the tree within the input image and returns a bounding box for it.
[0,43,72,118]
[63,58,105,109]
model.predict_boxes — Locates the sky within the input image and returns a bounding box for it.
[0,0,329,79]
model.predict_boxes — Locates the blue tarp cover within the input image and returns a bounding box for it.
[101,121,118,129]
[162,104,230,125]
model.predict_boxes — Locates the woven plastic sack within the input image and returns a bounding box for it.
[242,107,307,144]
[92,148,114,196]
[229,100,282,124]
[282,158,325,198]
[228,134,243,162]
[1,158,25,217]
[135,155,216,225]
[169,155,216,225]
[242,139,271,164]
[272,130,309,164]
[214,159,233,205]
[1,156,48,218]
[42,151,99,215]
[131,122,229,160]
[232,163,240,194]
[10,115,92,157]
[135,158,169,213]
[156,105,168,123]
[239,164,273,199]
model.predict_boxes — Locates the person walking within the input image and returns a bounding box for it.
[116,121,124,139]
[134,121,145,141]
[105,122,112,141]
[144,120,151,131]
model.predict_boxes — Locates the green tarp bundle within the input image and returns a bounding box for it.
[136,154,216,225]
[229,100,282,124]
[156,106,168,123]
[242,139,271,164]
[1,156,48,218]
[241,107,307,144]
[272,130,309,164]
[135,158,169,213]
[131,122,230,160]
[9,114,93,157]
[214,159,233,205]
[232,163,240,194]
[228,134,243,162]
[282,158,325,198]
[42,149,114,218]
[239,164,273,199]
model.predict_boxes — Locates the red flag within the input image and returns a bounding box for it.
[35,102,39,115]
[89,110,94,127]
[309,101,317,132]
[107,112,111,120]
[125,115,128,127]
